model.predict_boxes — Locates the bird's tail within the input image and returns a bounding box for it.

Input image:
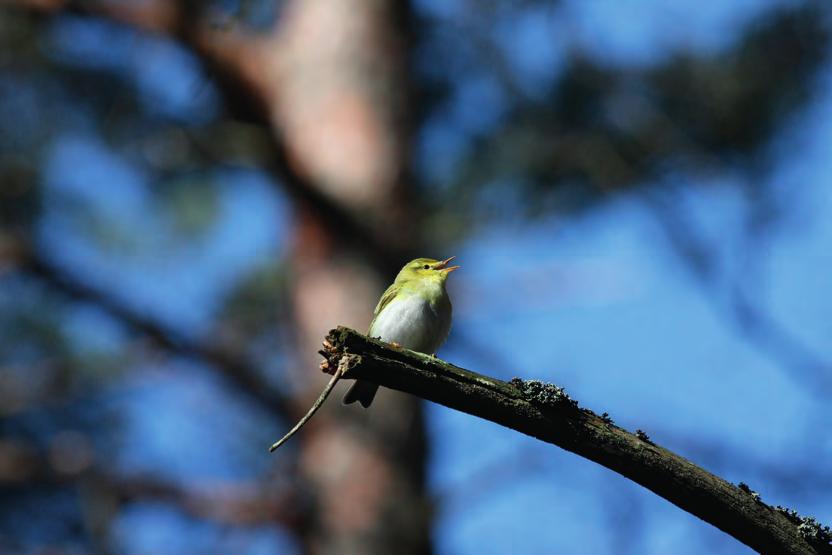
[342,380,379,408]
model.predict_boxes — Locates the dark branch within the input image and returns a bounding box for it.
[0,438,298,527]
[323,327,831,555]
[7,237,290,421]
[641,187,832,398]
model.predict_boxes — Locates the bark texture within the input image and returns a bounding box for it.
[322,327,832,555]
[274,2,431,553]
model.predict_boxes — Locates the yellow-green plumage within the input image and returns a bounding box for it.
[343,257,459,408]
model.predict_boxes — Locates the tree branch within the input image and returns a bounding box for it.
[322,327,831,555]
[641,187,832,398]
[5,237,290,421]
[0,437,298,527]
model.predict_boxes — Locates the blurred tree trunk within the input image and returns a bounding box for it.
[269,1,431,553]
[9,0,430,552]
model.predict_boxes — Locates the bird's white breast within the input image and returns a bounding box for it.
[369,291,451,354]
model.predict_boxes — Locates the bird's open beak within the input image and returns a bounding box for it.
[436,256,460,273]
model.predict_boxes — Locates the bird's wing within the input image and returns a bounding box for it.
[373,283,399,318]
[368,282,400,333]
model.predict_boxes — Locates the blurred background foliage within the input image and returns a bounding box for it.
[1,0,831,554]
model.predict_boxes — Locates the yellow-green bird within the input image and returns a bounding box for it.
[343,257,460,408]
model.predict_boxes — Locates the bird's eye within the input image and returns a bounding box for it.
[423,264,430,270]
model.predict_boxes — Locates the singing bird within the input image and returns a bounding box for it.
[342,257,460,408]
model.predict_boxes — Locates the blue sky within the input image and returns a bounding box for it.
[20,0,831,553]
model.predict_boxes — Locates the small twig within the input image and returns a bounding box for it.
[268,365,343,453]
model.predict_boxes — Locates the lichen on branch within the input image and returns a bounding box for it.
[320,326,830,555]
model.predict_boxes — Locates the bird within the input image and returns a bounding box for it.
[342,256,459,408]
